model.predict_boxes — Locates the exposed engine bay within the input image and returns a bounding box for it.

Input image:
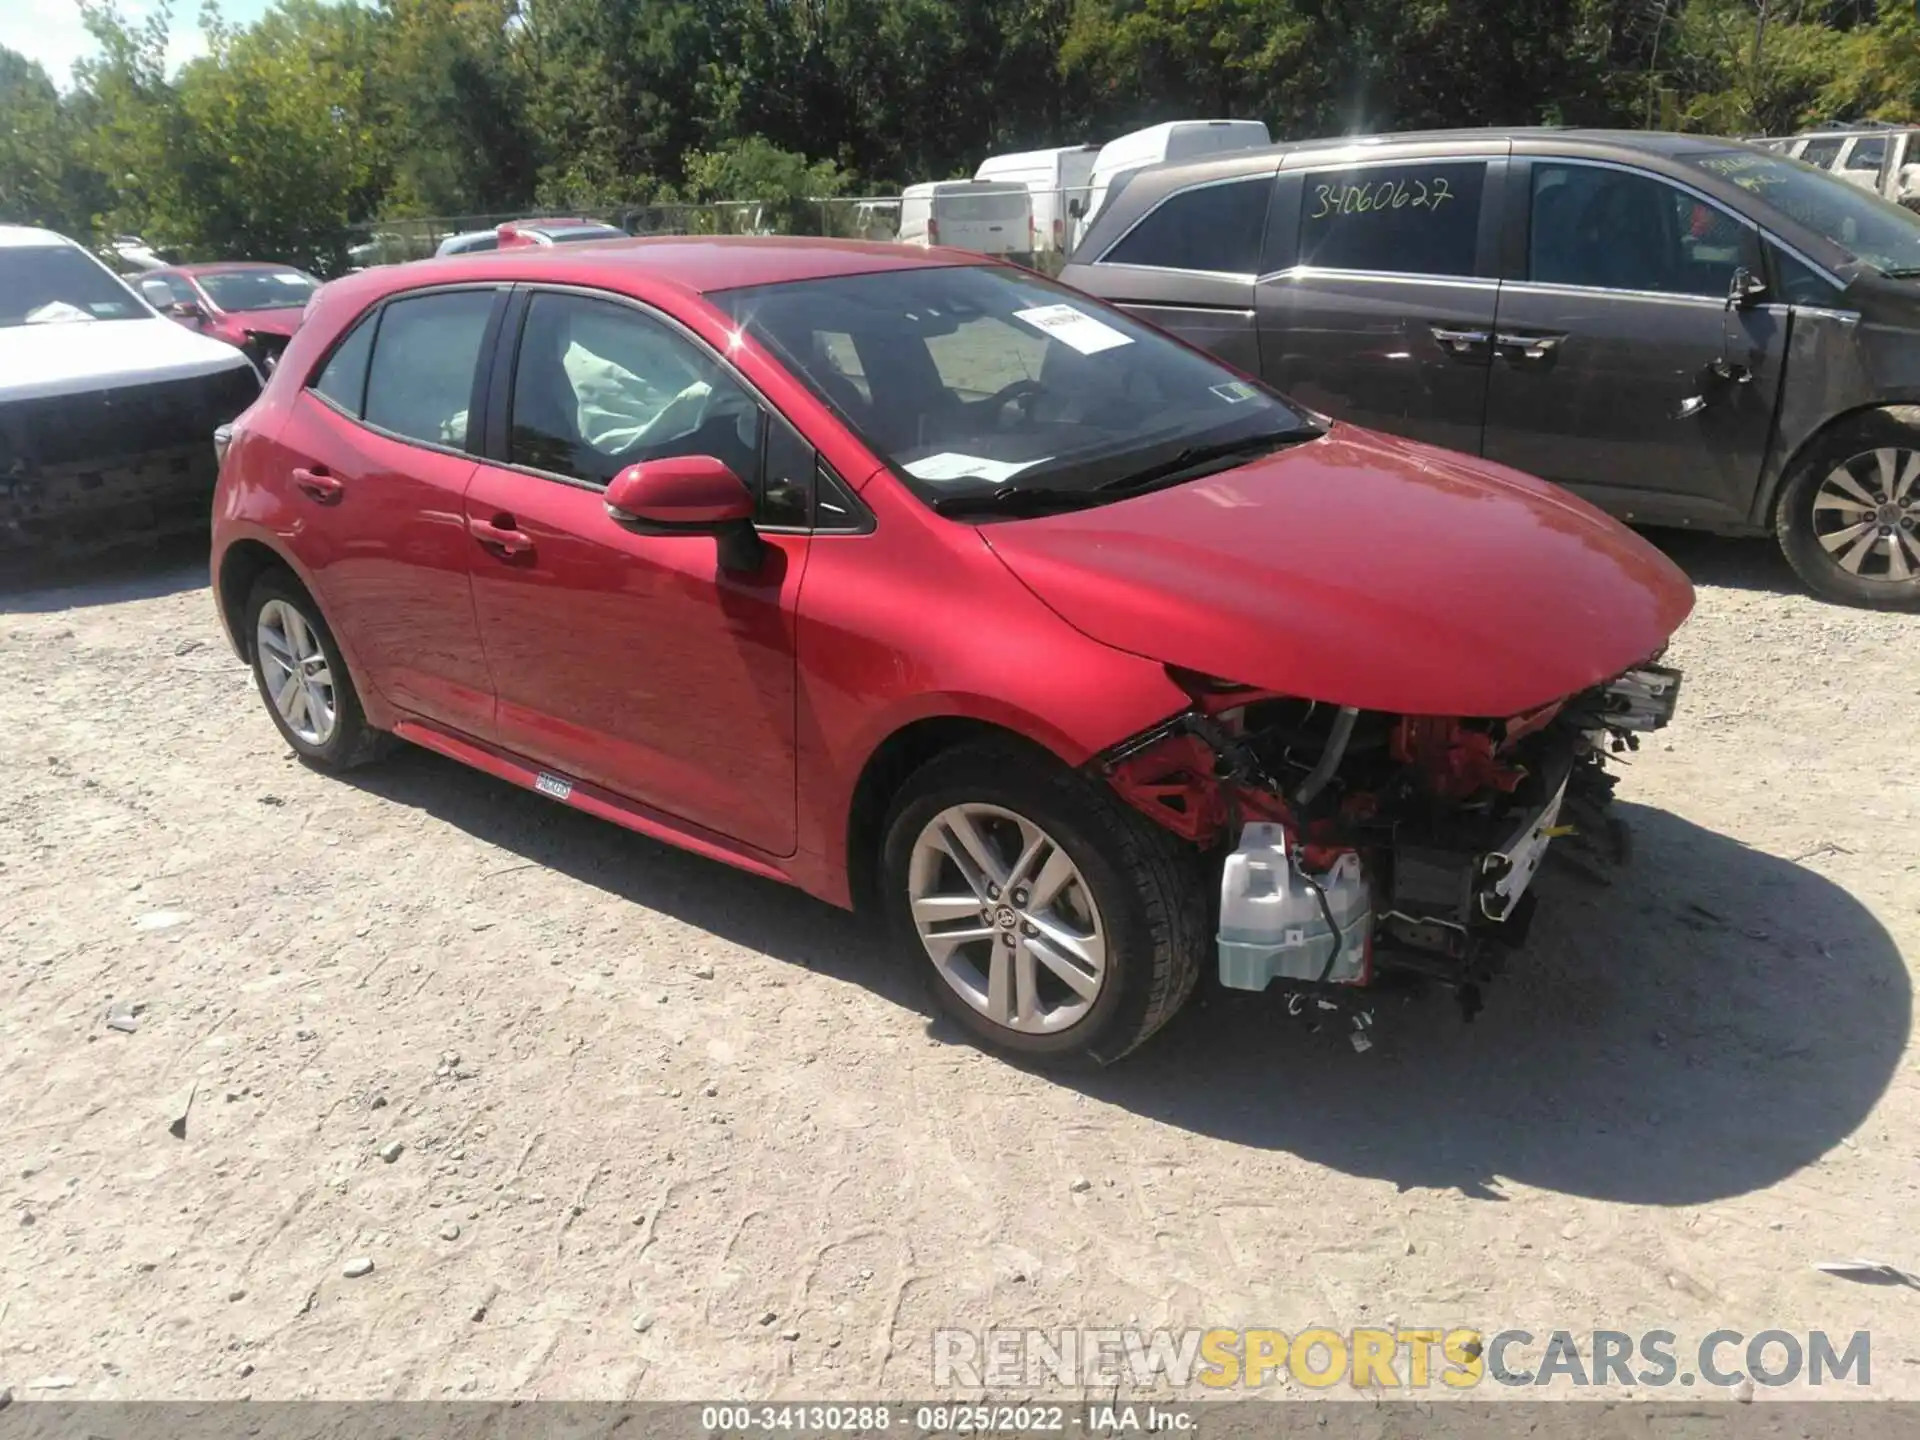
[1094,661,1683,1039]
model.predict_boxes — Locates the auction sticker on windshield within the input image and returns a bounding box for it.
[903,453,1048,484]
[1012,304,1132,356]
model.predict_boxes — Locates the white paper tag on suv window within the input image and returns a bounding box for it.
[904,453,1047,485]
[1012,304,1132,356]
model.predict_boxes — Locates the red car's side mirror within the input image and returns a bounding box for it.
[604,456,763,570]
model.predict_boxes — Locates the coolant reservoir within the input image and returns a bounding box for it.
[1217,823,1371,990]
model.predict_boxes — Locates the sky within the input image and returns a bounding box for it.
[1,0,274,86]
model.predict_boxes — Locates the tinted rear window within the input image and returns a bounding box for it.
[1297,161,1487,277]
[1103,177,1270,274]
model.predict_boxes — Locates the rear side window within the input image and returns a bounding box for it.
[1297,161,1486,277]
[363,290,494,449]
[1103,177,1271,274]
[310,314,376,415]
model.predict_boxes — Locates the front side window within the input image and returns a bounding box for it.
[1528,163,1754,297]
[1771,245,1846,307]
[710,264,1317,516]
[1102,177,1270,274]
[1296,161,1486,277]
[1682,147,1920,277]
[0,245,147,326]
[508,291,762,488]
[362,290,495,448]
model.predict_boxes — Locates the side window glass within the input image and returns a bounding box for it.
[1771,245,1845,307]
[761,411,813,527]
[1103,177,1271,274]
[1529,164,1752,298]
[1844,137,1888,174]
[509,291,763,489]
[1799,137,1843,170]
[363,290,494,448]
[814,462,870,532]
[1297,161,1486,277]
[310,312,377,417]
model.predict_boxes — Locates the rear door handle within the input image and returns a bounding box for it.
[1495,332,1567,361]
[468,514,534,557]
[1429,326,1491,358]
[291,466,343,504]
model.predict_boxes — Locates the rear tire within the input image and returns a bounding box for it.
[880,740,1208,1067]
[1776,415,1920,610]
[244,571,392,769]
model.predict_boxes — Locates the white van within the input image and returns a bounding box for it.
[973,145,1099,257]
[897,181,1034,257]
[1074,120,1272,247]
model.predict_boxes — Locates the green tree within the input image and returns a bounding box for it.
[0,47,104,234]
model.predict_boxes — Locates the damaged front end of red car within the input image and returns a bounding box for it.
[1093,661,1683,1041]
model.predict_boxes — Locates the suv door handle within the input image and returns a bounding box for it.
[291,466,343,504]
[1495,332,1567,361]
[1429,326,1491,358]
[468,514,534,557]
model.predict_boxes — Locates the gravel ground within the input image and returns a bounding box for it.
[1,532,1916,1402]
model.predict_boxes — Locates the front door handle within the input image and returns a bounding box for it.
[468,514,534,557]
[291,466,343,504]
[1429,326,1491,359]
[1495,332,1567,361]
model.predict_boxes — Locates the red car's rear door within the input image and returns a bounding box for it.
[274,285,504,734]
[462,288,810,856]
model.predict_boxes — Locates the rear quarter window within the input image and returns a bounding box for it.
[1102,177,1271,274]
[1297,160,1487,277]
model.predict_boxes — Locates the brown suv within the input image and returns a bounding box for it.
[1062,128,1920,610]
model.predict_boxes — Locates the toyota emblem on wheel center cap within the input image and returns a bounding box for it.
[994,905,1019,930]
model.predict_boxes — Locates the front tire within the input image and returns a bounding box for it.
[1776,416,1920,610]
[244,571,391,769]
[880,741,1208,1066]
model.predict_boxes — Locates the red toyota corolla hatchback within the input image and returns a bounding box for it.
[212,237,1693,1065]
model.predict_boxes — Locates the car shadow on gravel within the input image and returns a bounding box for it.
[0,534,210,613]
[1080,802,1910,1205]
[339,745,922,1012]
[342,750,1906,1207]
[1648,529,1806,597]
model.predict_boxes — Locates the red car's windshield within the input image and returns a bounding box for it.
[196,268,318,312]
[711,265,1315,513]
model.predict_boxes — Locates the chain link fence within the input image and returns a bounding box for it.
[339,190,1083,276]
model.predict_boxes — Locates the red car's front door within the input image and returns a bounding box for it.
[463,289,808,856]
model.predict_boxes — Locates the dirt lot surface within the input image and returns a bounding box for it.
[2,534,1917,1403]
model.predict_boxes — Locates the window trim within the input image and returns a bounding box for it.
[1092,171,1276,277]
[479,281,869,536]
[301,282,508,462]
[1280,154,1500,284]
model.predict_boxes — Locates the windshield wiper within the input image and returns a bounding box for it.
[1878,266,1920,278]
[1094,424,1324,496]
[928,485,1104,518]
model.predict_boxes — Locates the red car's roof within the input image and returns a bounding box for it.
[346,236,988,302]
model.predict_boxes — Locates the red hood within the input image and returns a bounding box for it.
[219,308,302,337]
[978,425,1694,718]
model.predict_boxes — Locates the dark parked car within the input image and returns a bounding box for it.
[1063,128,1920,609]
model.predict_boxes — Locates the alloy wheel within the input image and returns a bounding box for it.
[255,598,337,747]
[1813,447,1920,583]
[907,803,1107,1035]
